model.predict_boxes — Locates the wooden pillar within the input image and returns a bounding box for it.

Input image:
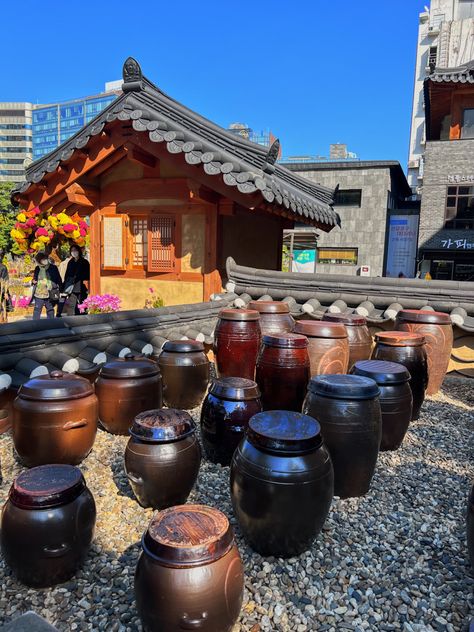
[203,206,221,301]
[89,209,101,296]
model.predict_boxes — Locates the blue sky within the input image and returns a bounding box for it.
[2,0,422,168]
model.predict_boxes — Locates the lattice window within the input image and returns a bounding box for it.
[131,217,148,268]
[148,215,175,272]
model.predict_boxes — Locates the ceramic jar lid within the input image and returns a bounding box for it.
[143,504,234,567]
[247,411,322,454]
[396,309,452,325]
[9,464,86,510]
[18,371,94,401]
[262,333,308,348]
[100,356,160,379]
[322,313,367,326]
[308,374,380,400]
[218,308,260,321]
[130,409,195,442]
[352,360,411,384]
[294,320,347,339]
[248,301,290,314]
[209,377,261,401]
[374,331,425,347]
[161,340,205,353]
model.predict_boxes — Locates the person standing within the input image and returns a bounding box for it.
[62,245,90,315]
[32,252,62,320]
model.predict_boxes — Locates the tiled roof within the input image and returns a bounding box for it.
[427,60,474,84]
[13,58,340,232]
[223,258,474,332]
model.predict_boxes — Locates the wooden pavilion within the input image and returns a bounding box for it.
[12,58,340,308]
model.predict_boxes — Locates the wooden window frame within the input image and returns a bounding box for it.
[147,212,177,274]
[129,215,149,270]
[101,214,127,271]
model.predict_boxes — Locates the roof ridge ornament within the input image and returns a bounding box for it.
[262,138,280,174]
[122,57,144,93]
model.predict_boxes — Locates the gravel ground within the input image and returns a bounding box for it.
[0,375,473,632]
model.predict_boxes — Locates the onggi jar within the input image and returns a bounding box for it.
[214,309,261,380]
[247,301,294,335]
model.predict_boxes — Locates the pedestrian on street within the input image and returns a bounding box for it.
[58,245,90,316]
[32,252,62,319]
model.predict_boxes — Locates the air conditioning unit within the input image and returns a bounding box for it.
[408,159,420,169]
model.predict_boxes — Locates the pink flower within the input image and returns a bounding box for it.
[148,287,154,293]
[26,218,37,227]
[35,227,49,237]
[62,223,77,232]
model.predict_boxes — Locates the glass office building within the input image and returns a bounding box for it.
[32,92,118,160]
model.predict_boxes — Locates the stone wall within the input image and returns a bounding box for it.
[419,139,474,247]
[291,166,392,276]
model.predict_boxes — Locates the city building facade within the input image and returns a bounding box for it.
[408,0,474,191]
[418,61,474,281]
[284,160,415,277]
[32,82,121,160]
[0,103,33,183]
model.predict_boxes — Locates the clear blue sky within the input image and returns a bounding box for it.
[2,0,423,168]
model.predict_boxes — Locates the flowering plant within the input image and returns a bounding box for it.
[78,294,121,314]
[11,206,89,254]
[144,287,164,309]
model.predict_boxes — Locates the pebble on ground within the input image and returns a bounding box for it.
[0,375,473,632]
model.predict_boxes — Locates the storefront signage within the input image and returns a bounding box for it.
[440,238,474,249]
[291,249,316,273]
[385,215,419,278]
[447,174,474,183]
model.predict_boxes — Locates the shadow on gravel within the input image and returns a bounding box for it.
[110,450,135,501]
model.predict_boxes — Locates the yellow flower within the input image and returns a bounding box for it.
[40,219,47,227]
[72,229,80,239]
[58,213,70,225]
[17,213,26,223]
[38,235,50,243]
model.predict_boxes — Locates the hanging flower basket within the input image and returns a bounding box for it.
[11,207,90,254]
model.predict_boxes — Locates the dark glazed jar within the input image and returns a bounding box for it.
[351,360,413,451]
[467,485,474,569]
[135,504,244,632]
[96,356,162,435]
[13,371,98,467]
[372,331,428,420]
[214,309,261,380]
[158,340,209,409]
[303,375,381,499]
[395,309,453,395]
[294,320,350,376]
[201,378,263,466]
[1,464,96,587]
[256,333,310,412]
[124,409,201,509]
[322,313,372,370]
[247,300,295,335]
[230,411,333,557]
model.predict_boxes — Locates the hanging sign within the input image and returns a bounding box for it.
[291,249,316,273]
[385,215,419,278]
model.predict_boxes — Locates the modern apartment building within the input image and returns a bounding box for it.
[0,103,33,183]
[408,0,474,191]
[32,81,121,160]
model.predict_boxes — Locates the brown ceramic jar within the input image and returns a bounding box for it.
[124,409,201,510]
[214,309,261,380]
[351,360,413,451]
[395,309,453,395]
[322,313,372,369]
[96,356,162,435]
[247,300,295,335]
[1,464,96,587]
[135,504,244,632]
[303,375,381,499]
[201,377,263,466]
[13,371,98,467]
[372,331,428,420]
[256,333,310,412]
[294,320,349,376]
[158,340,209,409]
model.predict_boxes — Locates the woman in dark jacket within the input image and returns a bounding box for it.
[62,245,90,315]
[32,252,62,319]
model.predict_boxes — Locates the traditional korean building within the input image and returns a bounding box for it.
[11,58,340,309]
[419,60,474,281]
